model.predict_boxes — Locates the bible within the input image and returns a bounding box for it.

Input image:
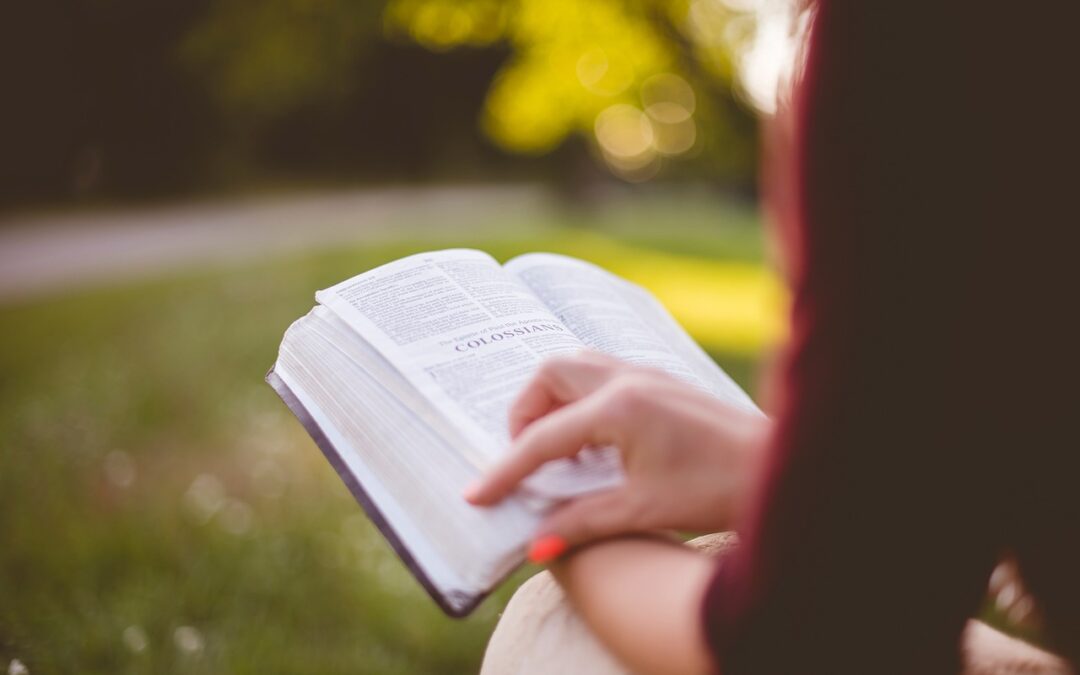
[267,249,758,617]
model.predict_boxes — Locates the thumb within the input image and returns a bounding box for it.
[527,488,643,562]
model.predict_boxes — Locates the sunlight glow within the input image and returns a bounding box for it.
[614,253,786,354]
[736,0,810,114]
[384,0,810,174]
[560,236,788,354]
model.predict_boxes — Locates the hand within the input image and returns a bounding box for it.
[465,351,769,555]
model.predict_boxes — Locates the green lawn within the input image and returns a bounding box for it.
[0,205,770,674]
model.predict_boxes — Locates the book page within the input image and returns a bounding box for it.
[315,250,597,472]
[505,253,759,413]
[275,308,542,597]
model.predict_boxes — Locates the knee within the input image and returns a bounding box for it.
[480,570,629,675]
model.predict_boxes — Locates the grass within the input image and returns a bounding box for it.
[0,203,778,674]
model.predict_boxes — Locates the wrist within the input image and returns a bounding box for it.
[548,532,681,581]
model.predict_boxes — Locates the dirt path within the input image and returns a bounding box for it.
[0,184,553,303]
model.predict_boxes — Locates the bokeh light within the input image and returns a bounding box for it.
[385,0,808,180]
[641,73,697,124]
[595,104,656,162]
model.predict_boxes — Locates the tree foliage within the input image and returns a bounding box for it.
[384,0,763,181]
[4,0,773,203]
[185,0,763,184]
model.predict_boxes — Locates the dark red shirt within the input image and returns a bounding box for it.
[702,2,1080,672]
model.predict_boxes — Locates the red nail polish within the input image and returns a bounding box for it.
[527,535,567,564]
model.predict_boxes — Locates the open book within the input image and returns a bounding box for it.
[267,249,758,617]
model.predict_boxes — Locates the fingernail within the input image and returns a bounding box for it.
[527,535,568,564]
[462,481,482,503]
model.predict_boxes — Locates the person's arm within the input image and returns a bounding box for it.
[547,536,717,675]
[543,540,1072,675]
[464,350,768,674]
[466,351,767,674]
[468,347,1069,674]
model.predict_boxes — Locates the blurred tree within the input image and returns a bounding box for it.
[1,0,217,204]
[383,0,765,183]
[1,0,777,207]
[183,0,765,187]
[179,0,529,186]
[180,0,384,134]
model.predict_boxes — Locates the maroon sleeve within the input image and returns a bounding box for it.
[700,2,1080,673]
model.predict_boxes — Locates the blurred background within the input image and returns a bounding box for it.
[0,0,802,672]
